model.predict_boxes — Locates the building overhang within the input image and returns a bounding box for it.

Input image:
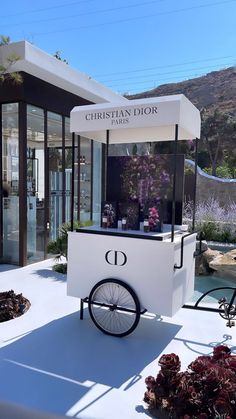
[0,41,127,105]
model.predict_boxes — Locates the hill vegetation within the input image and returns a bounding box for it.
[128,66,236,116]
[128,67,236,177]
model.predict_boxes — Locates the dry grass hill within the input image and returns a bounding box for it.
[128,66,236,116]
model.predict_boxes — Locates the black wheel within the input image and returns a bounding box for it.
[219,303,235,320]
[88,278,140,337]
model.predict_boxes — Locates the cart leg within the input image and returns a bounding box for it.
[80,299,84,320]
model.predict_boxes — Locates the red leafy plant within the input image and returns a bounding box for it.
[144,345,236,418]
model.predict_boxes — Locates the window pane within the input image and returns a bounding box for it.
[2,103,19,264]
[27,105,45,263]
[48,112,63,240]
[65,117,73,223]
[80,137,91,222]
[93,141,102,224]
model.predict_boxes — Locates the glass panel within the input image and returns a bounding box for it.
[80,137,91,222]
[65,117,72,223]
[48,112,63,240]
[73,144,79,221]
[93,141,102,224]
[2,103,19,264]
[26,105,45,264]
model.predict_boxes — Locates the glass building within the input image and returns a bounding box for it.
[0,41,126,266]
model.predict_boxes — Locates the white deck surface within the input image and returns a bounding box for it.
[0,260,235,419]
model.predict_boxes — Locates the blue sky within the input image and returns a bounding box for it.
[1,0,236,94]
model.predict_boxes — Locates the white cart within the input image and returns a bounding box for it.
[67,226,197,336]
[67,95,201,336]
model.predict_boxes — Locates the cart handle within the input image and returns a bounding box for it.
[174,231,197,270]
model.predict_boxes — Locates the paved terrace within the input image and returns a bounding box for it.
[0,260,235,418]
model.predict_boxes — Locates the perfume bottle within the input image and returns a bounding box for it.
[143,217,150,233]
[102,213,108,228]
[121,215,127,231]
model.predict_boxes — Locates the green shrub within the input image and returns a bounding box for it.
[199,221,218,241]
[202,164,233,178]
[184,198,236,243]
[47,220,93,269]
[52,263,68,274]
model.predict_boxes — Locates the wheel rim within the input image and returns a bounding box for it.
[219,303,235,320]
[89,281,139,336]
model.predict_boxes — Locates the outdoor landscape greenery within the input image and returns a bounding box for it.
[129,66,236,178]
[47,220,92,273]
[0,35,22,84]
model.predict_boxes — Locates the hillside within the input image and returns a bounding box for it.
[128,66,236,116]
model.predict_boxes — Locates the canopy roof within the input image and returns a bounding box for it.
[70,94,201,143]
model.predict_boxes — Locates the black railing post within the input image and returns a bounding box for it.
[70,132,75,232]
[192,137,198,231]
[171,124,178,242]
[104,130,109,201]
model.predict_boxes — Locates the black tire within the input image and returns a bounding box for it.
[88,278,140,337]
[219,303,235,320]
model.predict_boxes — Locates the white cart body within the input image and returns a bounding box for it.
[67,228,196,317]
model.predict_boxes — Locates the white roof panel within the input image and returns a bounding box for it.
[70,94,201,143]
[0,41,127,104]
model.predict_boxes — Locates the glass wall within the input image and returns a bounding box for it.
[1,103,102,265]
[48,112,63,241]
[73,140,79,222]
[93,141,102,224]
[80,137,91,222]
[65,117,73,223]
[26,105,45,263]
[1,103,19,264]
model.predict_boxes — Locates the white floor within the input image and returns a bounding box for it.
[0,260,235,419]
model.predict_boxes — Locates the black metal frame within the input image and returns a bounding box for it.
[0,105,2,261]
[192,138,198,231]
[44,109,49,259]
[79,297,147,320]
[90,140,94,221]
[76,227,166,241]
[184,287,236,327]
[19,101,27,266]
[171,124,178,242]
[70,133,75,232]
[174,231,196,270]
[62,117,66,223]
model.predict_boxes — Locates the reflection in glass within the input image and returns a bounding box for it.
[48,112,63,240]
[80,137,91,222]
[65,117,72,223]
[2,103,19,264]
[27,105,45,263]
[93,141,102,224]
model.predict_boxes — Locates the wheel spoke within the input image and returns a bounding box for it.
[89,280,140,336]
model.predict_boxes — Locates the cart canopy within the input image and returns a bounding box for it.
[70,94,200,143]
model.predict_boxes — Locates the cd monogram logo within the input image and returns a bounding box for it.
[105,250,127,266]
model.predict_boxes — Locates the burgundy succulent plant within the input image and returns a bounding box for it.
[144,345,236,418]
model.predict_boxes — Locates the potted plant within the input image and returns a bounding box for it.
[47,220,92,273]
